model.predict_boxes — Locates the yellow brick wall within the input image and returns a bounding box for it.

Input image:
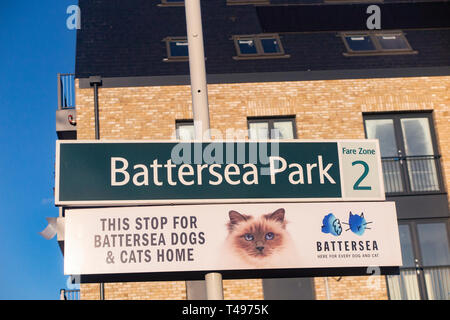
[81,282,186,300]
[76,76,450,300]
[81,280,263,300]
[223,279,264,300]
[314,276,388,300]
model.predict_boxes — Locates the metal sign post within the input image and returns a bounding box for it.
[184,0,223,300]
[185,0,211,140]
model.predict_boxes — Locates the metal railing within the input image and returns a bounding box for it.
[57,73,76,110]
[60,289,80,300]
[381,155,442,195]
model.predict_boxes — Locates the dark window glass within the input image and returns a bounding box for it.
[398,225,416,268]
[263,278,315,300]
[376,35,409,50]
[417,223,450,267]
[233,34,286,59]
[343,32,414,56]
[260,38,281,54]
[238,39,258,54]
[345,35,376,51]
[169,40,188,57]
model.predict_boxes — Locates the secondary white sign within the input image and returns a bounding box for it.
[64,202,402,276]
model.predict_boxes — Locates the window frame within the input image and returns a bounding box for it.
[341,31,417,56]
[342,34,378,54]
[227,0,270,5]
[163,37,189,62]
[386,218,450,300]
[175,119,195,140]
[233,34,290,60]
[325,0,382,3]
[363,111,445,196]
[247,116,297,140]
[158,0,184,7]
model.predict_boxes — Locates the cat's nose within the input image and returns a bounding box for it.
[256,246,264,252]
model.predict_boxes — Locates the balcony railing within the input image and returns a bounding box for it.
[60,289,80,300]
[382,155,443,195]
[57,73,75,109]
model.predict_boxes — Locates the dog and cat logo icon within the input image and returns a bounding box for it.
[321,212,373,237]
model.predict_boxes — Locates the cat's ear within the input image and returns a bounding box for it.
[360,212,364,218]
[265,208,285,224]
[228,210,248,226]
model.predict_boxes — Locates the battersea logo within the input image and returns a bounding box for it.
[321,212,372,236]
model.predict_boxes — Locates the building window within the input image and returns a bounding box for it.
[176,120,195,140]
[159,0,184,7]
[363,112,443,195]
[344,35,376,52]
[386,220,450,300]
[227,0,270,5]
[248,117,296,139]
[325,0,382,3]
[375,34,411,51]
[341,31,417,56]
[233,34,290,60]
[163,37,189,62]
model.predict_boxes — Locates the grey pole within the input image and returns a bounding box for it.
[205,273,224,300]
[185,0,211,140]
[184,0,223,300]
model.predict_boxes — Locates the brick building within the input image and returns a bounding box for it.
[56,0,450,300]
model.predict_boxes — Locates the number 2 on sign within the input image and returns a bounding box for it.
[352,160,372,190]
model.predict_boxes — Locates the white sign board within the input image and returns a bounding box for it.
[64,202,402,277]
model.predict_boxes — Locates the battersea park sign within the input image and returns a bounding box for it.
[55,140,385,206]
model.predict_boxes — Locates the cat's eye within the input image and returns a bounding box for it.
[244,234,254,241]
[265,232,274,240]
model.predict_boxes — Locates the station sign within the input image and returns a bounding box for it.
[64,202,401,279]
[55,140,385,206]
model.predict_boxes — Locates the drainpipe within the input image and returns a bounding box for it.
[89,76,104,300]
[89,76,102,140]
[324,277,331,300]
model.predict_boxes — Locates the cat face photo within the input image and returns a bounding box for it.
[224,208,297,267]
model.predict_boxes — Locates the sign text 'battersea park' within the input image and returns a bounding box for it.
[55,140,385,206]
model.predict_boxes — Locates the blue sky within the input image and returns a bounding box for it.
[0,1,76,299]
